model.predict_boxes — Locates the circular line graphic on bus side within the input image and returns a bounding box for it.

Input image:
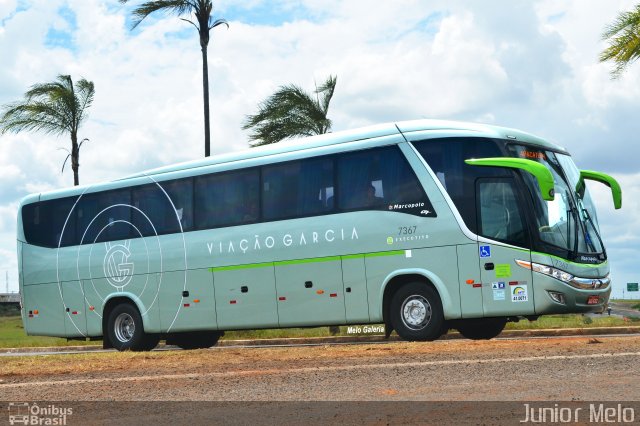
[55,179,188,336]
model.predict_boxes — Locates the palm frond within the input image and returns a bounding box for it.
[74,78,95,131]
[600,4,640,78]
[243,76,337,146]
[209,18,228,30]
[121,0,193,29]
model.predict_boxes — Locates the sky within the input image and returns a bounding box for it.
[0,0,638,298]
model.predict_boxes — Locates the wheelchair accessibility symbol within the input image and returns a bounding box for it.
[479,245,491,258]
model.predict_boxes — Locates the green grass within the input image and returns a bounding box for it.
[222,327,342,340]
[0,316,97,348]
[0,313,636,349]
[504,314,633,330]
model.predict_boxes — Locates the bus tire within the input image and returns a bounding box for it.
[167,331,221,350]
[106,303,158,351]
[389,282,444,341]
[456,318,507,340]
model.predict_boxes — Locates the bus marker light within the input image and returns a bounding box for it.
[184,303,190,308]
[89,306,95,311]
[72,311,78,315]
[279,297,286,301]
[316,290,324,295]
[193,299,200,303]
[330,293,337,297]
[466,279,474,284]
[230,300,237,304]
[33,309,39,315]
[472,284,482,288]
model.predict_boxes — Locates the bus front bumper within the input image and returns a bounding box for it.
[534,275,612,315]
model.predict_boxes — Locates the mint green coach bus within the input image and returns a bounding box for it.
[17,120,621,351]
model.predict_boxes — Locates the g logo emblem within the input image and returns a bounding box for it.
[104,240,134,287]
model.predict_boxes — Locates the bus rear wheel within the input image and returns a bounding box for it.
[390,282,444,341]
[167,331,222,350]
[456,318,507,340]
[107,303,159,351]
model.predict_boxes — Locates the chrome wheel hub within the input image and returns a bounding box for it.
[114,312,135,343]
[401,295,432,330]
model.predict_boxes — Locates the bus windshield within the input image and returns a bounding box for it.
[510,145,605,261]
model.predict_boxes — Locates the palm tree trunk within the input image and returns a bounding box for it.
[71,132,80,186]
[201,45,211,157]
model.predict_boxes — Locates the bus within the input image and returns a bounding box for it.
[17,120,621,351]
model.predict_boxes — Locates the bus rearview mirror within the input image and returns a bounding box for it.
[464,157,555,201]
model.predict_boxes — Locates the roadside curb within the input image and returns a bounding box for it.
[1,326,638,354]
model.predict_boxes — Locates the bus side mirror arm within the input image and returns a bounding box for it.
[579,170,622,209]
[464,157,555,201]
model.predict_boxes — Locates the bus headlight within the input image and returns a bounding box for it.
[516,260,609,290]
[516,260,574,283]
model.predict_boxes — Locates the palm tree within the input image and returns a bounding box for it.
[243,75,338,146]
[119,0,228,157]
[600,4,640,78]
[0,75,94,186]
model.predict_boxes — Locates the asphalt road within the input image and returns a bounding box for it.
[2,335,639,424]
[608,301,640,318]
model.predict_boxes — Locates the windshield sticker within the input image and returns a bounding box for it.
[492,282,506,290]
[511,285,529,302]
[495,264,511,278]
[519,150,546,160]
[493,290,506,301]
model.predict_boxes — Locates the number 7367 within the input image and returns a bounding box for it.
[398,226,416,235]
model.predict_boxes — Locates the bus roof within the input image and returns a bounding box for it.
[123,119,564,180]
[21,119,565,204]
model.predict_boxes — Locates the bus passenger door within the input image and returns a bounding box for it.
[476,178,535,316]
[275,259,346,327]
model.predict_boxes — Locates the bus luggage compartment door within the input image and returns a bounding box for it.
[214,266,279,329]
[22,282,66,337]
[61,280,88,337]
[275,259,346,327]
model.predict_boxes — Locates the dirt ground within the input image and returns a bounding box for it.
[1,336,639,424]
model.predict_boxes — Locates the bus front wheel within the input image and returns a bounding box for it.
[456,318,507,340]
[106,303,159,351]
[390,282,445,341]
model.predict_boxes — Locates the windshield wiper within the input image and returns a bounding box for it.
[581,208,607,259]
[567,201,579,261]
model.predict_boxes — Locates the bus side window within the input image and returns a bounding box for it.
[262,157,333,221]
[337,145,427,212]
[195,169,259,229]
[477,179,528,247]
[413,138,505,233]
[162,178,194,231]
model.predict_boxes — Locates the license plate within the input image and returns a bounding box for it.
[587,295,600,305]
